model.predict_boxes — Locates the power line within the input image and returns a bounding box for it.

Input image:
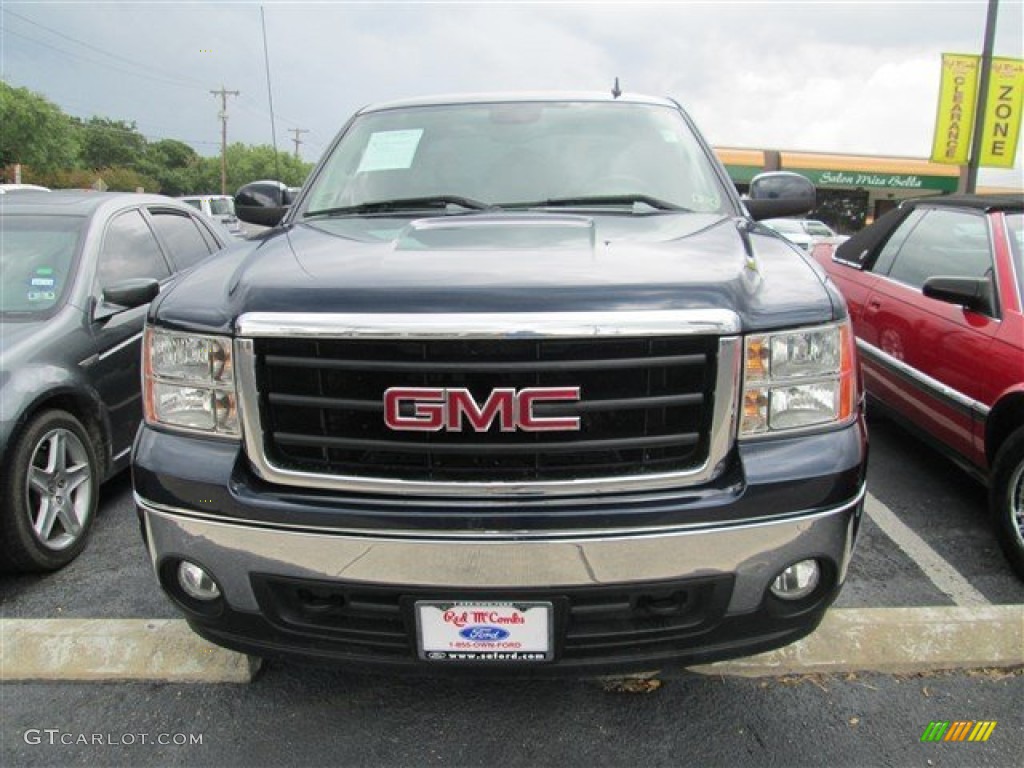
[0,24,203,91]
[235,96,326,145]
[64,119,220,149]
[260,6,281,183]
[2,8,207,91]
[2,9,322,155]
[1,79,220,148]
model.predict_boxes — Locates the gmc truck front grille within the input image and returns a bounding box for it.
[234,312,742,497]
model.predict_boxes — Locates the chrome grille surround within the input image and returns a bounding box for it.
[235,311,742,498]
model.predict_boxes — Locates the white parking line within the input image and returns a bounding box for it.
[865,493,990,607]
[4,608,1023,681]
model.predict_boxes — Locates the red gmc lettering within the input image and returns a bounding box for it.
[383,387,445,431]
[446,388,515,432]
[383,387,580,432]
[518,388,582,432]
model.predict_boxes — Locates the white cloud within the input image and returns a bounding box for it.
[1,1,1021,185]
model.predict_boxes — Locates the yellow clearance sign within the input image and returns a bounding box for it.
[979,57,1024,169]
[931,53,980,165]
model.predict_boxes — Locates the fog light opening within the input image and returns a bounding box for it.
[770,559,820,601]
[178,560,222,601]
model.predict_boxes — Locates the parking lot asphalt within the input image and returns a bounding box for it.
[1,415,1022,684]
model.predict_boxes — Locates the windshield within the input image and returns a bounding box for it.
[767,219,803,234]
[302,101,732,215]
[209,197,235,216]
[804,221,833,237]
[1008,212,1023,304]
[1,214,85,316]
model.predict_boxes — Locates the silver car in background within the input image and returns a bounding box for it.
[763,217,844,251]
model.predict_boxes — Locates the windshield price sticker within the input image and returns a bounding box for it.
[416,601,553,662]
[357,129,424,173]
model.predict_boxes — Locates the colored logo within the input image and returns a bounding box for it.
[384,387,581,432]
[920,721,997,742]
[459,626,511,642]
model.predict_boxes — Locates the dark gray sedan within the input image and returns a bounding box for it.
[0,191,231,571]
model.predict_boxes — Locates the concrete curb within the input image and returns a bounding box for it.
[689,606,1024,678]
[1,607,1021,683]
[1,619,261,683]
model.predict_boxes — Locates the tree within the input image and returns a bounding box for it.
[138,139,202,196]
[194,143,312,193]
[0,81,79,173]
[146,138,199,170]
[76,117,148,170]
[1,80,312,194]
[36,166,160,193]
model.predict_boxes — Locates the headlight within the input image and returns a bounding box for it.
[143,327,239,438]
[740,321,857,437]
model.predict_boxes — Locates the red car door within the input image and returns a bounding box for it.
[857,206,999,467]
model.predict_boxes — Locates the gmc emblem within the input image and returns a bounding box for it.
[383,387,581,432]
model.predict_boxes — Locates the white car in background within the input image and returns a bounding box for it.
[178,194,245,237]
[0,184,50,194]
[763,218,845,252]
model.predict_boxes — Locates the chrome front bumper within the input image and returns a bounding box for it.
[139,486,864,617]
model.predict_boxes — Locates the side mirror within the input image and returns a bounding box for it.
[95,278,160,321]
[745,172,816,221]
[923,275,995,316]
[235,180,293,227]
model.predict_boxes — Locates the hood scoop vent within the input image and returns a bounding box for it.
[395,213,595,252]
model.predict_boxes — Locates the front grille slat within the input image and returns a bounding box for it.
[274,432,699,455]
[262,353,706,373]
[253,334,717,484]
[268,392,705,414]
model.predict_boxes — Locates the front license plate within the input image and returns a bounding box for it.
[415,600,554,662]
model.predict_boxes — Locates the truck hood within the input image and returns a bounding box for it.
[155,212,837,334]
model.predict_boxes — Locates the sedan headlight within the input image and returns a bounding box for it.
[143,327,239,438]
[740,320,857,437]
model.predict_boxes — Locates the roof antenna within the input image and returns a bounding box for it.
[611,77,622,99]
[260,6,282,195]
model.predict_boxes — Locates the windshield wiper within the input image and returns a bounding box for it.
[512,195,689,212]
[304,195,494,218]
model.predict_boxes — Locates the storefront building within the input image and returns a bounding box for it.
[714,148,965,234]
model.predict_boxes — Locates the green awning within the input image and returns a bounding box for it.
[790,169,959,192]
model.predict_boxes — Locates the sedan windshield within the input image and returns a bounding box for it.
[804,221,834,237]
[302,101,732,216]
[0,215,85,316]
[209,197,235,216]
[1008,212,1023,304]
[767,219,803,234]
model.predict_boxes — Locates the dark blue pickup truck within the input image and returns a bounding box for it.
[132,92,867,675]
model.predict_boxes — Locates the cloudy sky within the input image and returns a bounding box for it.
[2,0,1022,185]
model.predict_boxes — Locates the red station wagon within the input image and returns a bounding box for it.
[813,194,1024,579]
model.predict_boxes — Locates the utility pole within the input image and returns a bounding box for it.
[210,85,240,195]
[966,0,999,193]
[288,128,309,159]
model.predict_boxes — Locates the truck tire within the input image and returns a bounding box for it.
[991,426,1024,581]
[0,410,98,572]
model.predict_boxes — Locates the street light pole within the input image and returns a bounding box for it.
[966,0,1000,193]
